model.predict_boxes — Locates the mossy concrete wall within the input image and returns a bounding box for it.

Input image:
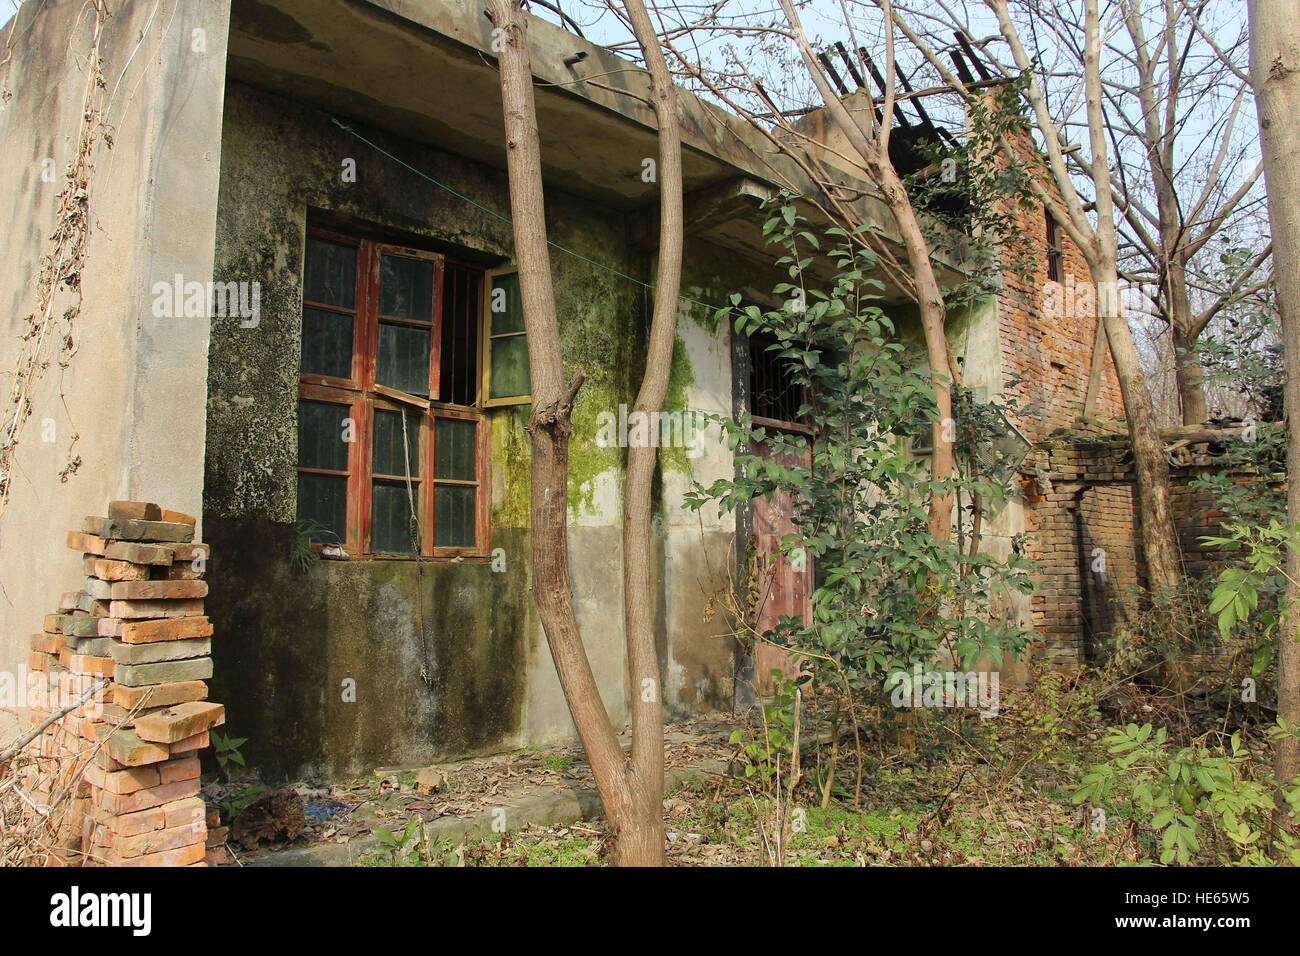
[206,82,756,780]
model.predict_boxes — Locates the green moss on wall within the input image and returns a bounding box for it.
[491,405,533,528]
[564,380,623,515]
[658,333,696,477]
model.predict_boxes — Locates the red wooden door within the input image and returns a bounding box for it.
[750,438,813,696]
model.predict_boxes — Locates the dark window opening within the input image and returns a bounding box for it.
[749,331,809,428]
[1046,208,1064,284]
[441,264,481,407]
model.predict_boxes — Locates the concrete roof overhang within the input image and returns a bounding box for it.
[225,0,966,293]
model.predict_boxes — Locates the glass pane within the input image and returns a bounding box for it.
[379,254,434,321]
[376,322,431,397]
[372,408,421,478]
[303,238,356,309]
[435,485,476,548]
[489,334,531,399]
[435,418,476,481]
[489,272,523,334]
[297,472,346,542]
[301,307,353,379]
[298,400,349,471]
[371,481,417,555]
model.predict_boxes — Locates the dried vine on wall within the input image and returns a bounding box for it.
[0,1,112,522]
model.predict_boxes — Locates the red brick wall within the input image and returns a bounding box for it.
[1020,438,1266,666]
[996,192,1125,442]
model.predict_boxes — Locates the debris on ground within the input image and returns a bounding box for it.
[232,789,307,850]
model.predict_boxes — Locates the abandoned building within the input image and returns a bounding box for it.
[1,0,1146,786]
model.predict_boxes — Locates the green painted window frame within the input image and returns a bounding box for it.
[480,266,531,407]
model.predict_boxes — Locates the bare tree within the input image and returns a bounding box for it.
[889,0,1184,590]
[887,1,1271,428]
[618,0,685,867]
[1109,0,1270,425]
[485,0,682,866]
[1247,0,1300,851]
[643,0,964,541]
[773,0,959,541]
[1000,0,1183,588]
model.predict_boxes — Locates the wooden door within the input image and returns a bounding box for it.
[749,438,813,696]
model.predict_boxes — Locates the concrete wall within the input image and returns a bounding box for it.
[205,82,755,780]
[0,0,229,742]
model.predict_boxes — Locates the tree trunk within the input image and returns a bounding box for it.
[1172,329,1210,427]
[1079,0,1183,592]
[1248,0,1300,852]
[877,174,956,542]
[1164,255,1211,426]
[776,0,956,542]
[486,0,636,855]
[1093,260,1184,590]
[616,0,685,867]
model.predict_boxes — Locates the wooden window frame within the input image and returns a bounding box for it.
[296,386,365,553]
[1045,208,1064,284]
[297,227,491,560]
[428,402,491,557]
[480,265,532,407]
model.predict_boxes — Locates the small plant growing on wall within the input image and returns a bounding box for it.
[290,518,338,573]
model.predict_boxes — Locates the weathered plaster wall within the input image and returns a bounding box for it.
[0,0,229,742]
[945,297,1034,686]
[206,82,748,779]
[661,256,778,717]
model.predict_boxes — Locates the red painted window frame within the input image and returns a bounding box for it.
[297,226,490,560]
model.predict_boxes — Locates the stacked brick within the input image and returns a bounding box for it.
[26,500,225,866]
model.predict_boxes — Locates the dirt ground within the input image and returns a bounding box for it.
[214,715,738,864]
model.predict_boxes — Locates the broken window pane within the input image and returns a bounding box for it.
[379,254,433,321]
[434,418,476,481]
[371,481,417,554]
[372,408,421,478]
[301,307,353,379]
[298,400,349,471]
[434,484,475,548]
[297,472,346,542]
[376,322,431,396]
[304,238,357,309]
[488,334,530,400]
